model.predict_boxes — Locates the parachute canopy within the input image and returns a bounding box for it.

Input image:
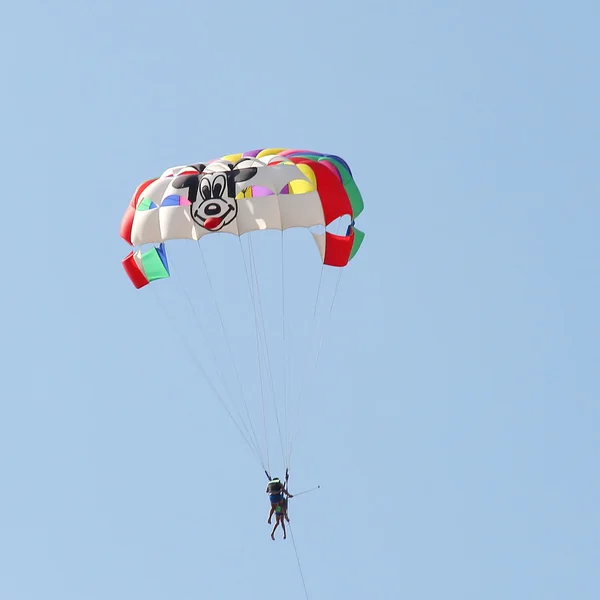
[120,148,365,288]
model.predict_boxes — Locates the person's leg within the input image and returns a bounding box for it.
[271,518,279,540]
[283,498,290,522]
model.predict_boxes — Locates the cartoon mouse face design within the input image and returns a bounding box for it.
[195,172,238,231]
[172,164,258,232]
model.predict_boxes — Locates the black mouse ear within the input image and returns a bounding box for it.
[190,163,206,173]
[230,167,258,183]
[172,174,199,190]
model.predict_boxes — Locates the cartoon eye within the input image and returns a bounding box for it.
[200,178,211,200]
[212,173,226,198]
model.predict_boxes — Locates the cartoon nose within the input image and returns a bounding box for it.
[205,203,221,216]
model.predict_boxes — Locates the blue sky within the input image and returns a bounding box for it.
[1,1,599,598]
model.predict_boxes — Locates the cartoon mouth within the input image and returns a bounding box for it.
[195,205,234,231]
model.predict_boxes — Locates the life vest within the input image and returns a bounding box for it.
[267,479,283,494]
